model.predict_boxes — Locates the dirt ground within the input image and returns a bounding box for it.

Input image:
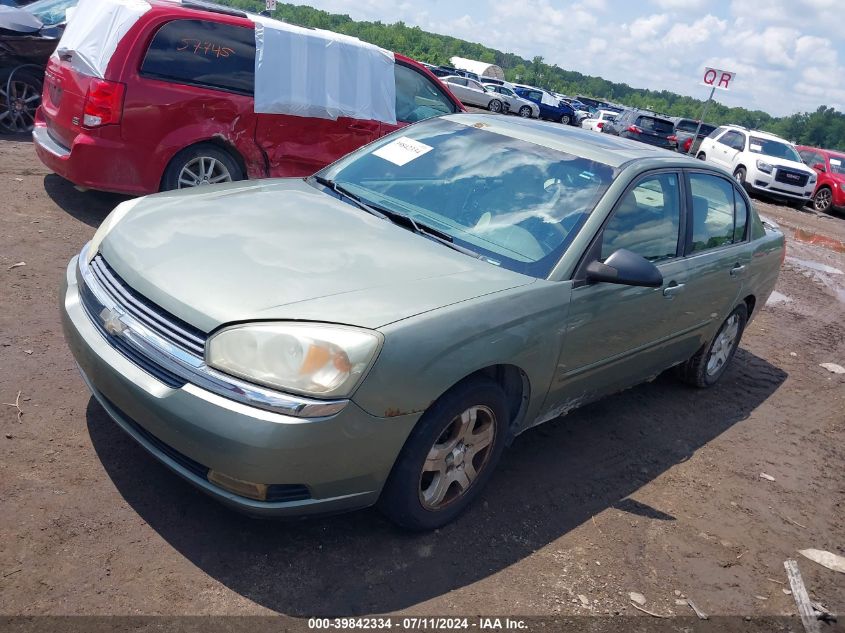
[1,132,843,627]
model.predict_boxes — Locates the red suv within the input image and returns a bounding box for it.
[33,1,463,195]
[797,145,845,213]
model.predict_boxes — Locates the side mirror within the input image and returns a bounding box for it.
[585,249,663,288]
[812,162,826,173]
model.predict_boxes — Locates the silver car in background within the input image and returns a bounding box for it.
[483,84,538,118]
[440,75,509,113]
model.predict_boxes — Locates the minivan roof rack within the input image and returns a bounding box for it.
[180,0,248,18]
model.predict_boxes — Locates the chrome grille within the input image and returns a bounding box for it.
[88,255,206,357]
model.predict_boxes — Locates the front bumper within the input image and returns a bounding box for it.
[61,256,420,517]
[749,169,814,202]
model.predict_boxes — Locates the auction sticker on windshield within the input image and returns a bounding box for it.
[372,137,433,166]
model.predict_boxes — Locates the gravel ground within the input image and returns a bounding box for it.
[1,131,843,627]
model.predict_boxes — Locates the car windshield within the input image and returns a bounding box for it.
[749,137,801,162]
[24,0,76,25]
[827,155,845,174]
[318,118,615,278]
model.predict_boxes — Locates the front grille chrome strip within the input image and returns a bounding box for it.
[77,244,348,419]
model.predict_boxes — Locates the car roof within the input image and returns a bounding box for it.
[722,125,791,143]
[796,145,845,158]
[443,113,704,168]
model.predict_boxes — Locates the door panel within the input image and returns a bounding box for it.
[541,171,698,418]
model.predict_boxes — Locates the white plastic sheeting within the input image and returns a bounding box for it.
[450,57,504,80]
[54,0,151,78]
[252,15,396,124]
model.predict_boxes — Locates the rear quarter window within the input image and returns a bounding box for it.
[140,19,255,95]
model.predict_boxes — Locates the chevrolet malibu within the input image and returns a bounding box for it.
[61,115,784,530]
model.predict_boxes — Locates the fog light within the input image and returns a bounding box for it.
[208,470,268,501]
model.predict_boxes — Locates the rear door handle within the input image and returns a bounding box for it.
[663,283,685,297]
[730,264,746,276]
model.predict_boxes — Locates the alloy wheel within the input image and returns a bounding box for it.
[813,188,832,212]
[177,156,233,188]
[519,106,531,118]
[706,314,740,376]
[0,79,40,133]
[418,405,496,510]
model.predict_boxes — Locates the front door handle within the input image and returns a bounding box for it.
[663,283,685,297]
[730,264,746,276]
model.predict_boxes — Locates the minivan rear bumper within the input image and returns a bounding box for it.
[33,116,157,195]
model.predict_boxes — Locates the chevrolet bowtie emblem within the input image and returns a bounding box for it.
[99,307,127,336]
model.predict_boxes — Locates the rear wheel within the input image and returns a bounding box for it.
[378,376,509,530]
[161,143,243,191]
[676,304,747,388]
[812,187,832,212]
[488,99,503,113]
[0,68,42,134]
[518,105,532,118]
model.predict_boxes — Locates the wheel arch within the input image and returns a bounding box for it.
[159,138,249,191]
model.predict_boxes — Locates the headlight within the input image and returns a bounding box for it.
[206,323,381,398]
[86,197,141,263]
[756,160,773,174]
[808,173,816,183]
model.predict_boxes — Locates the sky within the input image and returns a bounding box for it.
[298,0,843,117]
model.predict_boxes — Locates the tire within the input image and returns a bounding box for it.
[0,68,42,134]
[518,105,532,118]
[812,187,832,213]
[733,167,747,189]
[161,143,244,191]
[561,114,571,125]
[378,376,509,530]
[488,99,503,113]
[676,304,748,388]
[696,152,706,161]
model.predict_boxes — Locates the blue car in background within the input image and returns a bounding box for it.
[513,86,577,125]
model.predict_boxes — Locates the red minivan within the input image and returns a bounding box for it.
[33,1,464,195]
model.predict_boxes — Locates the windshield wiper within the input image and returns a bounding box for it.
[312,176,483,260]
[311,175,387,219]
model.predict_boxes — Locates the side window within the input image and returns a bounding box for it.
[395,64,457,123]
[601,173,681,263]
[450,77,467,86]
[733,133,747,151]
[708,126,726,139]
[689,173,745,253]
[140,20,255,95]
[718,130,738,148]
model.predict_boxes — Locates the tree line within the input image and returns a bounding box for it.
[222,0,845,151]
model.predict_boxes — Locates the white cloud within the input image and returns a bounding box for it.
[651,0,707,8]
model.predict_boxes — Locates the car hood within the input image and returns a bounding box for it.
[99,179,534,333]
[761,156,815,174]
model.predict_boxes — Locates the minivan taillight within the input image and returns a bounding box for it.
[82,79,125,128]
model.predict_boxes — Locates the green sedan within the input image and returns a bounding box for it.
[61,114,784,530]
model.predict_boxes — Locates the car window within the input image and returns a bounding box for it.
[467,80,484,90]
[675,120,698,133]
[395,64,457,123]
[828,154,845,174]
[140,19,255,95]
[636,116,674,134]
[689,173,746,253]
[25,0,76,25]
[449,77,467,86]
[749,137,801,161]
[601,173,681,263]
[709,126,727,139]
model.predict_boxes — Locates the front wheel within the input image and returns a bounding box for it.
[812,187,832,212]
[488,99,503,113]
[561,114,571,125]
[378,377,509,530]
[676,304,747,388]
[733,167,747,188]
[518,105,532,118]
[161,143,243,191]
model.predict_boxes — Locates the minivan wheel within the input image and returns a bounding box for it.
[0,68,42,134]
[162,143,244,191]
[676,304,748,388]
[488,99,503,113]
[378,376,508,530]
[518,105,532,118]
